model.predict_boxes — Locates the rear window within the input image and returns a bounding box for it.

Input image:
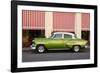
[64,34,72,38]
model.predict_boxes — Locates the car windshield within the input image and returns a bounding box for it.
[49,34,54,38]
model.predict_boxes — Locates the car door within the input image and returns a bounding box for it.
[47,34,65,49]
[63,34,73,49]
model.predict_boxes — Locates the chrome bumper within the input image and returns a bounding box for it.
[30,45,36,49]
[85,45,90,48]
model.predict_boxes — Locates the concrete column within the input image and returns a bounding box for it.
[45,12,53,38]
[75,13,82,39]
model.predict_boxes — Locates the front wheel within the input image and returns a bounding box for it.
[36,45,46,53]
[72,45,80,52]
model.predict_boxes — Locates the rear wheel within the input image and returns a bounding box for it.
[36,45,46,53]
[73,45,80,52]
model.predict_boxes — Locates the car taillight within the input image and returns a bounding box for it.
[85,42,90,48]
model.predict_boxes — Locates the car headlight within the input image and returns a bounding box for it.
[30,40,36,49]
[32,42,35,46]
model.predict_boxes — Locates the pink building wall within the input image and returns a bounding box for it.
[53,12,75,32]
[82,13,90,31]
[22,10,90,31]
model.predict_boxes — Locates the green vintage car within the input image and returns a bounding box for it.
[31,32,88,53]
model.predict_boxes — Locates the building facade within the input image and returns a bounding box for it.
[22,10,90,47]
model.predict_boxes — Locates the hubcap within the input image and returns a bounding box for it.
[74,46,79,52]
[38,46,44,53]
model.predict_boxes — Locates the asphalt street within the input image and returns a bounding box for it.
[22,48,90,62]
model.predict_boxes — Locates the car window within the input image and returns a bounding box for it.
[64,34,72,39]
[53,34,62,39]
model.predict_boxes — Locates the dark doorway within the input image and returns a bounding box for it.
[81,31,90,44]
[22,30,45,48]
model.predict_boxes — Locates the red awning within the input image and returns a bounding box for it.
[82,13,90,31]
[22,10,90,31]
[53,12,75,32]
[22,10,45,30]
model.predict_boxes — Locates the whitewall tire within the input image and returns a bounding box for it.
[36,45,45,53]
[73,45,80,52]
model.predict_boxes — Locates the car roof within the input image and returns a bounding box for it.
[53,32,75,36]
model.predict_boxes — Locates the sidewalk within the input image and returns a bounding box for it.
[22,47,32,52]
